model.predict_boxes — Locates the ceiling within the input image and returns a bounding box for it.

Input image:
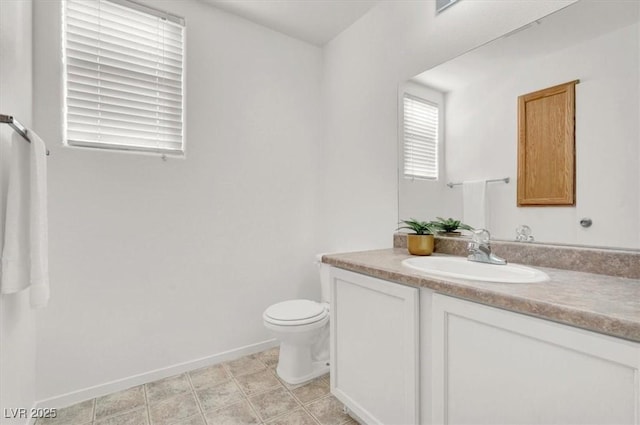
[200,0,380,46]
[412,0,639,92]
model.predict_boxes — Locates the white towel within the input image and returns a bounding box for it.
[1,133,30,293]
[462,179,487,230]
[1,130,49,308]
[28,129,49,308]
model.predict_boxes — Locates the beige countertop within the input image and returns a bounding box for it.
[322,248,640,343]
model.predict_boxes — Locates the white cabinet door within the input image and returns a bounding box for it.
[330,267,419,425]
[432,294,640,425]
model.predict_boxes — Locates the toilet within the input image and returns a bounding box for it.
[263,255,330,385]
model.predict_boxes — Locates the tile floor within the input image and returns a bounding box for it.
[36,347,357,425]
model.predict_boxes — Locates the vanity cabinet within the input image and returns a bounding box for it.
[329,265,640,425]
[330,267,419,425]
[431,294,640,425]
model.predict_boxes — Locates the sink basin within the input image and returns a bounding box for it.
[402,256,549,283]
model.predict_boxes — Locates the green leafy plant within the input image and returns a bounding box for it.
[398,218,438,235]
[431,217,474,233]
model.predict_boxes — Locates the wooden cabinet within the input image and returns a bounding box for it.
[517,80,578,206]
[330,267,419,425]
[431,294,640,425]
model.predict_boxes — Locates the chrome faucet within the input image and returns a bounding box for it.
[467,229,507,265]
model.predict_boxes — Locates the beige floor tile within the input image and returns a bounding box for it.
[255,346,280,369]
[265,408,318,425]
[188,364,229,390]
[235,369,282,395]
[276,377,307,391]
[148,392,200,425]
[35,399,94,425]
[292,377,329,404]
[248,387,300,421]
[203,399,260,425]
[146,374,191,404]
[36,348,332,425]
[305,396,351,425]
[168,414,206,425]
[275,372,328,392]
[319,374,330,385]
[225,355,266,377]
[96,386,146,419]
[195,379,243,411]
[94,406,149,425]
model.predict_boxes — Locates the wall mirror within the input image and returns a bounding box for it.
[398,0,639,250]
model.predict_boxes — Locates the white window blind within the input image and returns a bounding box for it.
[63,0,185,154]
[403,93,439,180]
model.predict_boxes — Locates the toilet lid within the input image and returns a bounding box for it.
[264,299,327,325]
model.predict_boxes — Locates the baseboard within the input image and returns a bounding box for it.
[35,339,278,409]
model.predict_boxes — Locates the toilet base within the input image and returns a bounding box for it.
[274,327,330,385]
[277,358,330,385]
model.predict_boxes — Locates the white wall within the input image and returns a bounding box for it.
[0,1,37,423]
[320,0,576,253]
[33,0,322,400]
[442,23,639,248]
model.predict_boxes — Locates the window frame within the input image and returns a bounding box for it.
[61,0,186,156]
[400,84,444,181]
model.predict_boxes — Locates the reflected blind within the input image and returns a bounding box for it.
[63,0,185,154]
[403,93,439,180]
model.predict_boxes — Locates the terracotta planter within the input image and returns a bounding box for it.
[407,234,434,256]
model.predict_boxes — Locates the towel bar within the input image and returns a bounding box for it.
[447,177,509,188]
[1,114,50,156]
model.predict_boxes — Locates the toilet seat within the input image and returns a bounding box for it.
[263,299,328,326]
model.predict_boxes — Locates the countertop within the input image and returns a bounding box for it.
[322,248,640,343]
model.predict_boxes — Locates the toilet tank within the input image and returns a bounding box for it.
[316,254,331,303]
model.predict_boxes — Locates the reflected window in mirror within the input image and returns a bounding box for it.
[399,0,640,249]
[402,92,441,180]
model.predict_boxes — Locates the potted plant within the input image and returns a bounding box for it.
[431,217,474,236]
[398,218,438,256]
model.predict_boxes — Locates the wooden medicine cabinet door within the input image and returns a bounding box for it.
[517,80,578,206]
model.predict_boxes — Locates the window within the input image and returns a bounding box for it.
[63,0,185,155]
[403,93,439,180]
